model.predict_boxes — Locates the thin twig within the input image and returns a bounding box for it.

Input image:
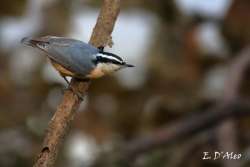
[33,1,121,167]
[124,101,249,157]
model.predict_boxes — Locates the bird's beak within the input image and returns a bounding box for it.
[124,63,135,67]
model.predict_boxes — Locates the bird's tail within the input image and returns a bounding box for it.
[21,37,49,48]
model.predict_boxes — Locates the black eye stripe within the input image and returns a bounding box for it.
[99,51,123,62]
[95,56,124,65]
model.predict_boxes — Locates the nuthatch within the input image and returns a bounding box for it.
[21,36,134,85]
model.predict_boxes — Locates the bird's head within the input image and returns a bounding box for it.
[95,51,134,70]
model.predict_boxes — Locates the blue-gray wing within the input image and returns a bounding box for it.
[44,37,99,76]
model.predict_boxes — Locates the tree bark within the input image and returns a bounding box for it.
[33,0,121,166]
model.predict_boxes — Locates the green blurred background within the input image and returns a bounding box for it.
[0,0,250,167]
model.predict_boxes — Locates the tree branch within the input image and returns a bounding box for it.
[124,101,250,158]
[33,1,121,167]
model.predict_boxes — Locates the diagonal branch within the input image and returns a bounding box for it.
[124,101,250,158]
[33,0,121,167]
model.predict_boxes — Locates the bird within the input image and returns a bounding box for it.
[21,36,134,98]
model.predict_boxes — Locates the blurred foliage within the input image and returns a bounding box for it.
[0,0,27,16]
[0,0,250,167]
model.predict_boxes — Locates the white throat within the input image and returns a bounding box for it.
[97,63,122,74]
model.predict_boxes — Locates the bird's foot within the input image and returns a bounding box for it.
[62,86,84,101]
[98,46,105,52]
[61,76,85,100]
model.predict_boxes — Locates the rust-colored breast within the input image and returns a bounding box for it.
[86,63,120,79]
[86,67,105,79]
[49,59,74,77]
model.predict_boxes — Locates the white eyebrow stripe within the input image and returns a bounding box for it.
[96,53,123,63]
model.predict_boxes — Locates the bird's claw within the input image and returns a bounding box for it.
[98,46,104,52]
[62,86,84,101]
[74,91,84,101]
